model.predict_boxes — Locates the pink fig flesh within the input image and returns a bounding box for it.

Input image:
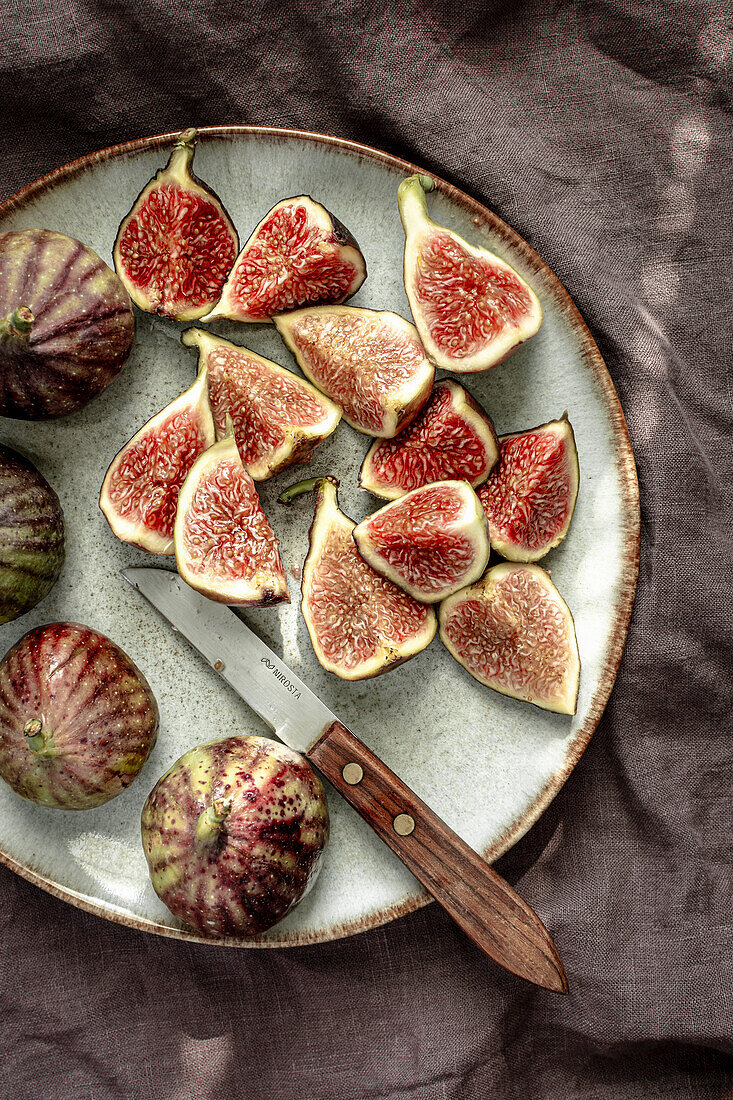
[439,563,580,714]
[353,481,490,603]
[275,306,434,438]
[360,379,499,499]
[478,417,579,562]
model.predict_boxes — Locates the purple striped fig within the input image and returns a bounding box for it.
[141,735,329,937]
[0,229,135,420]
[0,623,159,809]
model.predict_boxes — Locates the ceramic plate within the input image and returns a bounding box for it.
[0,128,639,946]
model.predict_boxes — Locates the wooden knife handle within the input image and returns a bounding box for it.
[309,720,568,993]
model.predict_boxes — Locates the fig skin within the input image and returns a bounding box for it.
[0,229,136,420]
[0,623,159,809]
[0,445,65,624]
[141,735,330,937]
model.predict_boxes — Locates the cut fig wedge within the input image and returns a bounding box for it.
[478,417,579,562]
[275,306,434,438]
[353,481,490,604]
[114,128,238,321]
[360,379,499,499]
[181,328,341,481]
[399,174,542,373]
[99,364,215,554]
[281,477,436,679]
[439,563,580,714]
[202,196,366,323]
[174,429,289,606]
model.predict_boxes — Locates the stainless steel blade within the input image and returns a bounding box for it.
[121,567,336,753]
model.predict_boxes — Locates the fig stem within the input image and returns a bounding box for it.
[23,718,56,756]
[0,306,34,340]
[397,175,434,232]
[278,475,339,505]
[165,128,197,178]
[195,799,232,847]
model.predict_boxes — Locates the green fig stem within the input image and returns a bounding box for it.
[0,306,34,341]
[23,718,57,757]
[195,799,231,847]
[278,475,339,505]
[397,174,435,233]
[165,128,197,178]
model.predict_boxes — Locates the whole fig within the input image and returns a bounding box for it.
[0,623,159,809]
[141,734,329,936]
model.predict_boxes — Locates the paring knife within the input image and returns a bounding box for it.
[122,566,568,993]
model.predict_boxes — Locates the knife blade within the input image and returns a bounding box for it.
[122,565,568,994]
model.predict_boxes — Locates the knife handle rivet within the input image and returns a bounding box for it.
[393,813,415,837]
[342,762,364,785]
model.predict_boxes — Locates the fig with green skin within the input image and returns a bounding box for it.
[181,327,341,481]
[0,623,159,809]
[399,175,542,373]
[174,425,290,606]
[0,229,135,420]
[114,128,239,321]
[99,360,216,554]
[353,480,490,604]
[203,195,366,323]
[275,305,434,438]
[141,734,329,937]
[360,379,499,500]
[281,477,436,680]
[477,417,579,562]
[0,445,64,624]
[439,563,580,715]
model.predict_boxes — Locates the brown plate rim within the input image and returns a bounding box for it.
[0,125,640,948]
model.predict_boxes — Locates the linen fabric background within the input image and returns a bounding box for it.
[0,1,731,1097]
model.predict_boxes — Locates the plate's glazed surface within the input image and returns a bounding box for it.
[0,128,639,946]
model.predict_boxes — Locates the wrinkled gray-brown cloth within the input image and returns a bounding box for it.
[1,1,731,1097]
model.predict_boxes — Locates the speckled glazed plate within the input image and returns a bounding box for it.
[0,128,639,946]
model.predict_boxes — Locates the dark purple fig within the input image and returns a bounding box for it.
[439,563,580,714]
[141,734,329,937]
[0,229,135,420]
[114,128,239,321]
[0,623,159,809]
[399,175,542,373]
[203,195,366,323]
[478,417,579,562]
[0,445,64,624]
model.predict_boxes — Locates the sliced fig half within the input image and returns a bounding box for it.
[203,196,366,323]
[478,417,579,562]
[360,379,499,499]
[439,563,580,714]
[114,128,239,321]
[275,306,434,438]
[353,481,490,604]
[99,364,215,554]
[174,428,289,606]
[281,477,436,680]
[399,174,542,373]
[181,327,341,481]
